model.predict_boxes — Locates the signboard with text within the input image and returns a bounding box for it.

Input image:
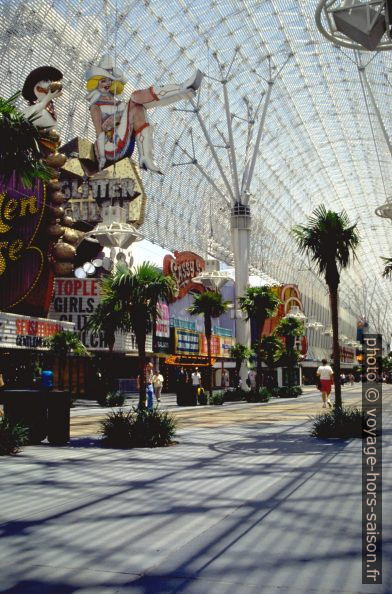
[48,277,152,352]
[163,251,205,300]
[220,335,236,358]
[174,328,200,355]
[0,311,74,350]
[200,334,221,357]
[199,335,236,358]
[0,174,54,316]
[153,302,170,353]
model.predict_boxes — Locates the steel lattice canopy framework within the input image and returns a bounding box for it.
[0,0,391,340]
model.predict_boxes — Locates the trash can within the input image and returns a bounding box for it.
[41,370,54,390]
[47,391,71,445]
[177,384,197,406]
[2,389,71,445]
[2,390,48,444]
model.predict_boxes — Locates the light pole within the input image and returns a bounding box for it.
[173,51,291,384]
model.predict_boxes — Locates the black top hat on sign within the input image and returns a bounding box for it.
[22,66,63,104]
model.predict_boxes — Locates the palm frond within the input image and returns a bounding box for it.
[47,331,91,357]
[187,290,230,319]
[0,94,51,187]
[100,261,176,337]
[274,316,304,338]
[292,204,359,286]
[229,343,254,361]
[238,286,281,321]
[257,335,284,367]
[381,257,392,279]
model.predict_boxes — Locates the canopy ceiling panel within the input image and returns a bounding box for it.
[1,0,391,338]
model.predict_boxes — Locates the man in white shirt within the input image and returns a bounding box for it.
[191,367,201,398]
[316,358,334,408]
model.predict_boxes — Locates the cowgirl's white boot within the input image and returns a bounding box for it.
[95,131,107,170]
[141,69,205,108]
[135,123,162,174]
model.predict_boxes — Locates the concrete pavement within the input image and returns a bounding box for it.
[0,384,390,593]
[70,385,364,437]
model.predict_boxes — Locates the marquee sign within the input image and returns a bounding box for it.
[174,328,200,354]
[220,336,236,358]
[340,345,355,363]
[0,311,74,350]
[0,174,54,316]
[163,251,205,300]
[200,334,221,357]
[48,277,152,352]
[200,334,236,358]
[153,302,170,353]
[60,178,138,205]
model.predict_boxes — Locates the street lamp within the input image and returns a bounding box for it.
[285,305,307,321]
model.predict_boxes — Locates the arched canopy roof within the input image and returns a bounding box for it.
[1,0,391,338]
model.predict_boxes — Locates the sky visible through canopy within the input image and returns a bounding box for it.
[1,0,391,338]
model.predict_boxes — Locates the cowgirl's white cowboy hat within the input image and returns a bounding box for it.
[85,54,127,84]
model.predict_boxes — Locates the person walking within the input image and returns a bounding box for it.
[145,362,154,410]
[221,369,230,389]
[316,358,334,408]
[152,369,164,403]
[191,367,202,400]
[247,368,257,391]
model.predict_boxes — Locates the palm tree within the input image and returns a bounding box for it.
[258,335,284,389]
[292,205,360,408]
[47,330,90,391]
[274,317,304,390]
[87,297,128,353]
[229,343,254,390]
[0,93,50,187]
[188,291,230,399]
[99,262,176,408]
[86,296,130,398]
[238,286,281,392]
[381,257,392,279]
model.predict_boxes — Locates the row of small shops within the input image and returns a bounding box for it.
[0,116,360,399]
[0,252,360,398]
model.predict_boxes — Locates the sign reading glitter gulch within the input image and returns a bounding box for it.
[163,251,205,301]
[0,174,53,317]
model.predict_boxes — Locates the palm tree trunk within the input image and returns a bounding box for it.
[135,328,147,409]
[236,359,241,389]
[256,351,262,393]
[205,314,213,400]
[108,337,115,392]
[69,357,73,395]
[330,286,342,409]
[59,357,64,390]
[255,321,263,393]
[76,357,80,397]
[287,337,294,390]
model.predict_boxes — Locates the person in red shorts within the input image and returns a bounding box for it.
[316,358,334,408]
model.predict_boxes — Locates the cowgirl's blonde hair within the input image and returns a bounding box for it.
[86,75,125,95]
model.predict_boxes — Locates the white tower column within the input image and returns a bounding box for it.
[231,203,251,384]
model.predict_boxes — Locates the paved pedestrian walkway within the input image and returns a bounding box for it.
[70,385,364,437]
[0,385,390,593]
